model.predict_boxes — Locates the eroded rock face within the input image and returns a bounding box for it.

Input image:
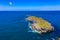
[26,16,54,34]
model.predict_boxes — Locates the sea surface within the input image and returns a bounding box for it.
[0,11,60,40]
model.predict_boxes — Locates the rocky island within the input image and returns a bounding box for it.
[26,16,54,34]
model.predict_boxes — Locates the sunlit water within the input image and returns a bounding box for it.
[0,11,60,40]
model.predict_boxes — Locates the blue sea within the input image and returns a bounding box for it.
[0,11,60,40]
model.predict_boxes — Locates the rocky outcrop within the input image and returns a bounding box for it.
[26,16,54,34]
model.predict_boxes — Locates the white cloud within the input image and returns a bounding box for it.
[0,6,60,11]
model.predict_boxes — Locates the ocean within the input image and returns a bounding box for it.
[0,11,60,40]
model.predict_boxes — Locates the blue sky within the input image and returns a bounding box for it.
[0,0,60,11]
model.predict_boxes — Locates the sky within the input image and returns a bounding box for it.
[0,0,60,11]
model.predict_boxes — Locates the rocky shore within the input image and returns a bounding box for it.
[26,16,54,34]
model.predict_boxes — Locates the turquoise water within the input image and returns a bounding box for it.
[0,11,60,40]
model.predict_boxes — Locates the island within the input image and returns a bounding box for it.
[26,16,54,34]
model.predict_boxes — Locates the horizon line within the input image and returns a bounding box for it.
[0,6,60,11]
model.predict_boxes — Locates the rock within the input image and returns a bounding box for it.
[57,37,60,40]
[26,16,54,34]
[58,38,60,40]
